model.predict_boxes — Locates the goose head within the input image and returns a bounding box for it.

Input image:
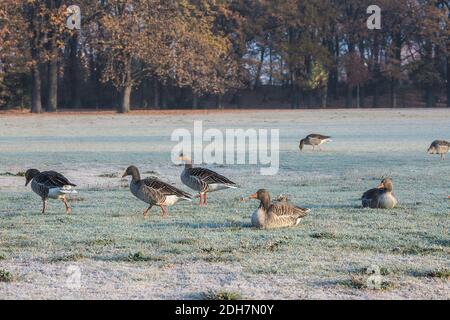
[25,169,40,186]
[248,189,271,210]
[122,165,141,181]
[377,177,394,192]
[177,152,192,163]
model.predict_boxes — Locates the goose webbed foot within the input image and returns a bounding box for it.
[143,205,152,217]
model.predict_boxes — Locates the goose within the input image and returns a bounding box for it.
[25,169,77,214]
[361,177,398,209]
[177,153,237,206]
[299,134,332,151]
[247,189,310,229]
[427,140,450,160]
[122,165,192,217]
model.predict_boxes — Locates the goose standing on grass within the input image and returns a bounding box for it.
[427,140,450,160]
[247,189,310,229]
[299,134,332,151]
[122,165,192,217]
[361,177,398,209]
[25,169,77,214]
[177,153,237,206]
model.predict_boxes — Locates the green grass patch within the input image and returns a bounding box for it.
[393,245,444,255]
[427,268,450,280]
[98,173,119,178]
[50,252,85,262]
[86,238,115,246]
[0,269,14,282]
[126,251,164,262]
[201,289,242,300]
[310,231,337,239]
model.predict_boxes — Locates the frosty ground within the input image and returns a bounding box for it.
[0,109,449,299]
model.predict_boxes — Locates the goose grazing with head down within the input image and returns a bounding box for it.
[122,165,192,217]
[299,134,332,151]
[247,189,310,229]
[25,169,77,214]
[427,140,450,160]
[177,153,237,206]
[361,177,398,209]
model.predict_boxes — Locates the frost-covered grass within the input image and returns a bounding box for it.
[0,109,449,299]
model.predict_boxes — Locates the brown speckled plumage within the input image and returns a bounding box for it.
[122,166,192,217]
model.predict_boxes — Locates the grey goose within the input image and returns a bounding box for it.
[247,189,310,229]
[299,134,332,151]
[122,166,192,217]
[177,153,237,206]
[361,177,398,209]
[25,169,77,214]
[427,140,450,160]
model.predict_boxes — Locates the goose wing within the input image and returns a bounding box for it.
[142,177,192,199]
[307,133,331,140]
[187,167,236,186]
[36,171,76,188]
[361,188,382,200]
[269,201,310,218]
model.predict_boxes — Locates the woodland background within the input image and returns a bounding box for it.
[0,0,449,113]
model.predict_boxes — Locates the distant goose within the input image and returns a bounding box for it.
[299,134,332,151]
[427,140,450,160]
[122,166,192,217]
[361,177,398,209]
[247,189,310,229]
[25,169,77,214]
[177,153,237,206]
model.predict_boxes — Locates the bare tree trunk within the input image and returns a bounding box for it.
[390,79,397,108]
[216,94,223,109]
[153,79,160,109]
[372,33,380,108]
[254,46,265,89]
[119,60,132,113]
[69,33,81,108]
[192,89,198,109]
[31,64,42,113]
[46,51,58,112]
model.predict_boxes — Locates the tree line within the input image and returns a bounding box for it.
[0,0,449,113]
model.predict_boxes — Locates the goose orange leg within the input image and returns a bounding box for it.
[160,205,168,217]
[203,193,208,205]
[62,197,72,215]
[199,193,203,206]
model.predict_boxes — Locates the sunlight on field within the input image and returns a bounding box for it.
[0,109,449,299]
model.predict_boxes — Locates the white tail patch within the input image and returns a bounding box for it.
[208,183,237,191]
[48,186,77,199]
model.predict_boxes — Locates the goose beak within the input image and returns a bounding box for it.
[377,182,384,189]
[121,172,127,178]
[248,192,258,200]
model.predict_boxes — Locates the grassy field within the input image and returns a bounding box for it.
[0,109,449,299]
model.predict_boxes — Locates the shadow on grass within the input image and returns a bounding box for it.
[143,221,252,230]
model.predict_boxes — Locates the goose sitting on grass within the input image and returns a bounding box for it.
[427,140,450,160]
[25,169,77,214]
[177,153,237,206]
[361,177,398,209]
[122,165,192,217]
[299,134,332,151]
[247,189,310,229]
